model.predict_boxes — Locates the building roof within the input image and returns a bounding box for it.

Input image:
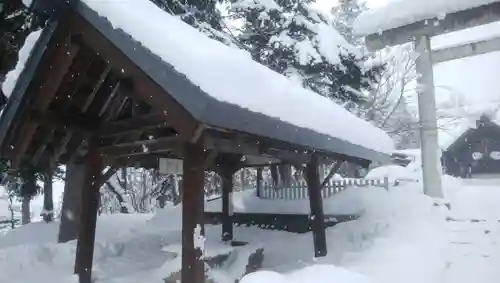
[443,115,500,152]
[77,0,393,159]
[0,0,393,166]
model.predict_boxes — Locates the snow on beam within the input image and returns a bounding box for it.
[363,1,500,51]
[432,36,500,64]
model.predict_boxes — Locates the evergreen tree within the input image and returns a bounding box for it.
[330,0,366,46]
[151,0,242,47]
[228,0,383,105]
[0,0,45,107]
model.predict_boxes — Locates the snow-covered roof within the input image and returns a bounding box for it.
[438,113,500,150]
[353,0,500,36]
[72,0,393,158]
[1,30,42,98]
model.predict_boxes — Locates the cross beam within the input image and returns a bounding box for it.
[98,112,168,138]
[432,36,500,64]
[364,1,500,51]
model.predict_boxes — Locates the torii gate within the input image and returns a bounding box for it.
[354,1,500,198]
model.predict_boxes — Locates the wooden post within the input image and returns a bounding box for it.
[181,141,206,283]
[42,171,54,222]
[58,162,86,243]
[305,155,327,257]
[221,167,234,242]
[256,167,262,198]
[414,35,443,198]
[74,150,102,283]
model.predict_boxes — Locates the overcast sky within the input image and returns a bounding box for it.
[318,0,500,106]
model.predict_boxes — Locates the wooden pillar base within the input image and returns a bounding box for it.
[74,151,102,283]
[181,141,206,283]
[305,155,327,257]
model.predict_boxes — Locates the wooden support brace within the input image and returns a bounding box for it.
[305,154,327,257]
[320,160,344,189]
[181,141,206,283]
[95,167,117,188]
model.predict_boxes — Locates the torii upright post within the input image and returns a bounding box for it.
[414,36,443,198]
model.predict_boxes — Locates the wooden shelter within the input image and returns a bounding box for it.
[0,1,391,282]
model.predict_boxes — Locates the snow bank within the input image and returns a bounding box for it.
[1,30,42,98]
[241,265,374,283]
[340,183,451,283]
[205,188,366,215]
[353,0,500,36]
[81,0,394,154]
[0,164,466,283]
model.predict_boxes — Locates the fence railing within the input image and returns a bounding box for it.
[259,177,390,200]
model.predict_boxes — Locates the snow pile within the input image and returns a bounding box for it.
[80,0,394,154]
[343,186,450,283]
[0,163,473,283]
[241,265,374,283]
[1,30,42,98]
[205,188,366,215]
[353,0,500,36]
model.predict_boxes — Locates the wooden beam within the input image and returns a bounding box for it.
[10,38,79,168]
[31,129,55,166]
[30,110,97,133]
[364,1,500,51]
[65,66,116,163]
[70,15,199,141]
[204,131,312,165]
[82,65,111,111]
[98,80,121,117]
[432,36,500,64]
[305,154,327,257]
[95,166,117,188]
[31,49,98,166]
[215,153,241,242]
[320,161,344,189]
[256,167,263,197]
[74,149,102,283]
[221,167,234,242]
[98,112,168,138]
[98,136,180,158]
[181,141,206,283]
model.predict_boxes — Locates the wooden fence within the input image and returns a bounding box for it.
[259,177,390,200]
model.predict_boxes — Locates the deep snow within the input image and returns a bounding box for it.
[0,164,499,283]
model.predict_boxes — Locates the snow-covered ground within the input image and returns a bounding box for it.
[0,164,499,283]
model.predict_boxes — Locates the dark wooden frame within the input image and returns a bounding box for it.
[0,3,391,283]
